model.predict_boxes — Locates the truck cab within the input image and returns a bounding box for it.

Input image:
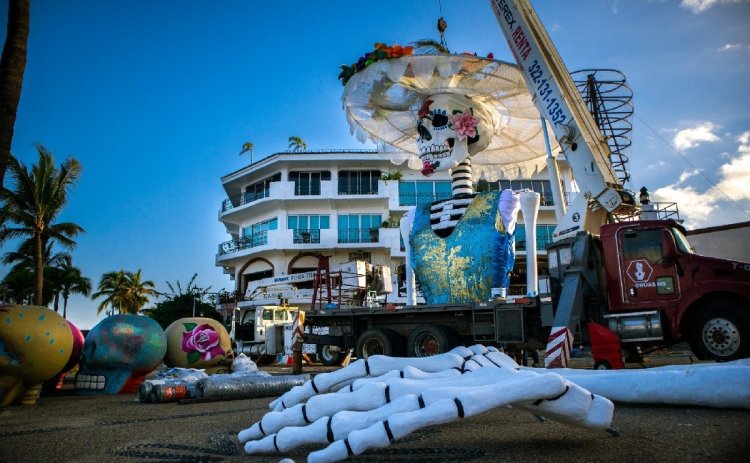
[232,305,297,357]
[599,220,750,360]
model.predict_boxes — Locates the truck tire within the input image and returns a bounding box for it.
[407,324,456,357]
[689,301,750,361]
[317,344,344,366]
[593,360,612,370]
[356,328,401,359]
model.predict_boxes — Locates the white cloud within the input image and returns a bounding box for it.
[652,184,717,228]
[715,152,750,200]
[680,0,742,13]
[672,122,720,151]
[653,132,750,227]
[738,131,750,148]
[678,168,701,183]
[718,43,742,51]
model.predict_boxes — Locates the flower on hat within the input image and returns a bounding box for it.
[339,43,414,85]
[418,99,434,119]
[449,109,479,140]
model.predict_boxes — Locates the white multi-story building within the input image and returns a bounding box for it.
[216,148,573,308]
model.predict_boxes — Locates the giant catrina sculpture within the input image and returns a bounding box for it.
[237,45,750,461]
[341,46,556,305]
[238,47,608,462]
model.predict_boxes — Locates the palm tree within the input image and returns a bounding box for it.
[0,0,31,187]
[239,140,254,163]
[125,269,159,314]
[57,264,91,319]
[1,266,34,304]
[0,145,84,305]
[2,238,72,307]
[92,270,129,315]
[92,269,158,315]
[288,136,307,152]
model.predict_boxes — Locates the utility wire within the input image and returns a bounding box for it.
[634,113,750,220]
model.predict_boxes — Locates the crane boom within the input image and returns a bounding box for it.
[490,0,636,239]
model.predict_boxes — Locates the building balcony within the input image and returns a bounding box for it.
[220,180,395,222]
[216,226,405,264]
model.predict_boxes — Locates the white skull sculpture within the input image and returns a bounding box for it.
[415,93,494,176]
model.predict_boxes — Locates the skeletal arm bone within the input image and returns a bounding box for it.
[399,209,416,305]
[269,350,468,411]
[306,373,570,463]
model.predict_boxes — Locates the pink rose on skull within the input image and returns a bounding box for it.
[181,324,224,361]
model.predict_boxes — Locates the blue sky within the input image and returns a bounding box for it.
[1,0,749,329]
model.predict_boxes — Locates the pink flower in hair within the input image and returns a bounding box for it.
[449,110,478,140]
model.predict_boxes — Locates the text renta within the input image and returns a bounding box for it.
[492,0,568,128]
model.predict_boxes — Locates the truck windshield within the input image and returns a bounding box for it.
[671,227,693,253]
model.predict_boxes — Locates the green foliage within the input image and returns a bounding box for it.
[141,293,222,330]
[0,146,84,305]
[141,274,222,329]
[287,136,307,152]
[380,171,403,182]
[92,269,158,315]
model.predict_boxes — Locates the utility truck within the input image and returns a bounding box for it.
[230,260,392,358]
[298,0,750,368]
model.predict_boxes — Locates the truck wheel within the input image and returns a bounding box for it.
[407,324,455,357]
[356,328,400,359]
[317,344,344,366]
[690,302,750,361]
[593,360,612,370]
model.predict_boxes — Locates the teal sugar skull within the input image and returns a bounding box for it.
[75,314,166,395]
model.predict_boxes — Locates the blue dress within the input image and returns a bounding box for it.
[409,191,516,304]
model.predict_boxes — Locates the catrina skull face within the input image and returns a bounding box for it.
[415,93,488,176]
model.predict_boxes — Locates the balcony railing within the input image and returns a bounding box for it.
[222,189,271,212]
[292,228,321,244]
[218,231,269,256]
[338,227,380,243]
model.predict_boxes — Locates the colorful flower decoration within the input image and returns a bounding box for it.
[418,99,434,120]
[181,323,224,364]
[449,109,479,140]
[338,43,414,85]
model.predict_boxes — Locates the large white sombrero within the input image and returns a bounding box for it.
[341,52,558,180]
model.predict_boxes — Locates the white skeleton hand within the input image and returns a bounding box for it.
[239,345,614,463]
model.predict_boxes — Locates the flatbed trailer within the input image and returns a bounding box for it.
[303,296,551,365]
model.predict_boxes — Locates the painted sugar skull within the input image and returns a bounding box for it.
[415,93,493,176]
[75,314,166,395]
[164,317,233,374]
[0,305,75,406]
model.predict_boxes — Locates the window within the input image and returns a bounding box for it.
[338,214,382,243]
[338,170,380,195]
[399,181,452,206]
[348,251,372,262]
[245,173,280,202]
[242,218,278,247]
[288,215,330,243]
[289,171,330,196]
[671,227,694,254]
[622,229,662,263]
[489,179,557,206]
[515,225,556,251]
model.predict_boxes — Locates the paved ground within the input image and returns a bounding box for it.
[1,350,748,463]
